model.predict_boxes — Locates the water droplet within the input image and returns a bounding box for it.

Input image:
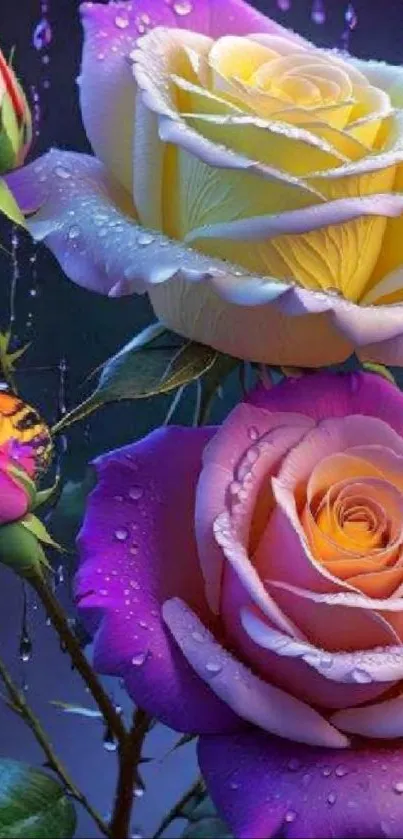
[130,545,139,556]
[192,631,204,643]
[327,792,337,806]
[139,620,148,629]
[287,758,300,772]
[131,831,143,839]
[134,785,145,798]
[19,633,32,663]
[230,781,239,790]
[319,654,334,669]
[248,426,260,441]
[131,652,148,667]
[115,528,129,542]
[54,165,71,180]
[351,667,372,684]
[103,727,117,752]
[393,781,403,794]
[335,765,348,778]
[345,2,358,28]
[277,0,291,9]
[322,766,332,777]
[33,18,52,50]
[129,486,143,501]
[68,225,80,240]
[115,10,130,28]
[138,233,154,246]
[285,810,297,824]
[246,446,260,465]
[173,0,192,14]
[311,0,326,24]
[205,662,222,675]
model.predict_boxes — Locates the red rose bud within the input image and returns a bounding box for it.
[0,49,32,171]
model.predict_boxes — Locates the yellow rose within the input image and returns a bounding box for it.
[8,0,403,366]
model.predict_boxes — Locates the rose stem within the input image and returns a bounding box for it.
[109,708,151,839]
[30,572,126,745]
[153,776,205,839]
[0,652,111,837]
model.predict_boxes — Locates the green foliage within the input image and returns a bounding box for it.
[0,759,76,838]
[181,795,232,839]
[52,330,226,434]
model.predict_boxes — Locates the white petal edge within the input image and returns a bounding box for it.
[242,607,403,685]
[163,597,348,749]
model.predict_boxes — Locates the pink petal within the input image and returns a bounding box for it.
[220,571,386,709]
[163,597,348,748]
[0,470,29,524]
[333,695,403,739]
[195,401,312,612]
[76,426,239,733]
[243,608,403,688]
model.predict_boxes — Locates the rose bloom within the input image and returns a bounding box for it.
[77,371,403,838]
[7,0,403,367]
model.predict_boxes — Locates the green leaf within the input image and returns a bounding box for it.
[0,180,24,226]
[0,759,76,838]
[53,338,219,434]
[0,332,29,387]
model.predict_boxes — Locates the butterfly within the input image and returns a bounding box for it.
[0,388,52,474]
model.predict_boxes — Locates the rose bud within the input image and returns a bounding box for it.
[0,49,32,171]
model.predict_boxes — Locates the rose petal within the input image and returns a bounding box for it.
[333,694,403,739]
[248,371,403,439]
[199,731,403,839]
[5,150,290,300]
[196,401,312,612]
[242,607,403,686]
[0,470,29,524]
[163,597,348,748]
[76,426,239,733]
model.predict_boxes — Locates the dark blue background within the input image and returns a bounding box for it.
[0,2,402,836]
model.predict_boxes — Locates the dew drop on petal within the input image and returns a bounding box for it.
[173,0,192,15]
[137,233,155,246]
[192,631,205,643]
[327,793,337,806]
[131,652,148,667]
[322,766,332,777]
[351,667,372,684]
[67,225,80,240]
[115,527,129,542]
[129,486,143,501]
[393,781,403,794]
[287,758,300,772]
[115,11,130,29]
[205,662,222,675]
[335,765,348,778]
[284,810,297,824]
[248,426,260,441]
[54,165,72,179]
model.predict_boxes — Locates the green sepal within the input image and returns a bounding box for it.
[0,521,50,579]
[33,478,60,510]
[20,514,64,553]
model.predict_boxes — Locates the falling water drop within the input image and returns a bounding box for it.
[311,0,326,24]
[277,0,291,10]
[103,726,117,752]
[33,18,52,50]
[19,586,33,664]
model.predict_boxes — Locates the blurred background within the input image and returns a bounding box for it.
[0,1,403,836]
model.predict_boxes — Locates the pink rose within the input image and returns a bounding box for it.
[0,439,36,525]
[77,371,403,838]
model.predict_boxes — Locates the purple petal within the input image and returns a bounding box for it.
[248,371,403,438]
[199,730,403,839]
[163,597,348,749]
[76,426,239,733]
